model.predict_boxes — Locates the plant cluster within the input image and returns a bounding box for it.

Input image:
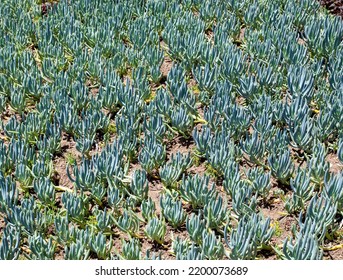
[0,0,342,260]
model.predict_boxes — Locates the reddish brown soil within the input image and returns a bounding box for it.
[326,153,342,174]
[319,0,343,17]
[52,132,79,190]
[160,55,173,78]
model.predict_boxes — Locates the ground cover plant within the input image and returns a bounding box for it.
[0,0,342,260]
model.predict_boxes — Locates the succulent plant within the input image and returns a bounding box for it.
[268,149,294,184]
[129,169,149,203]
[283,223,323,260]
[180,174,217,209]
[285,168,314,213]
[144,217,167,245]
[33,177,56,206]
[140,197,156,221]
[0,0,342,261]
[0,224,21,260]
[27,233,56,260]
[160,193,186,228]
[113,209,141,238]
[121,238,142,260]
[225,213,274,260]
[200,230,225,260]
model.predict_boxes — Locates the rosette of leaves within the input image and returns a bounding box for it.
[172,237,191,260]
[186,212,207,245]
[129,169,149,204]
[170,104,194,138]
[265,128,289,155]
[268,149,294,185]
[74,119,97,157]
[192,63,216,95]
[204,195,229,230]
[153,88,173,119]
[298,195,337,241]
[288,114,315,153]
[107,186,123,211]
[180,174,217,209]
[287,65,314,100]
[315,108,336,142]
[160,193,186,228]
[144,217,167,245]
[253,110,274,140]
[283,96,308,126]
[159,163,182,188]
[168,70,196,110]
[89,232,113,260]
[192,125,212,157]
[9,137,36,167]
[231,181,258,217]
[306,143,330,185]
[33,177,55,206]
[141,197,156,221]
[91,182,107,206]
[304,15,342,59]
[19,112,49,145]
[31,154,53,179]
[175,240,205,260]
[36,122,62,156]
[113,209,141,238]
[205,131,237,175]
[0,224,21,260]
[93,207,113,233]
[115,114,140,139]
[143,46,163,83]
[245,167,271,199]
[139,134,166,174]
[214,14,240,47]
[200,230,225,260]
[170,151,192,172]
[283,223,323,260]
[237,74,260,101]
[256,64,278,89]
[131,66,151,100]
[120,238,142,260]
[285,168,314,213]
[119,133,139,163]
[55,101,78,136]
[222,160,241,196]
[9,88,26,115]
[67,157,96,191]
[61,192,89,224]
[68,81,91,113]
[0,174,18,213]
[54,215,75,245]
[143,113,166,142]
[218,45,246,82]
[225,213,274,260]
[65,240,90,260]
[222,104,251,141]
[27,233,56,260]
[0,141,13,175]
[323,172,343,213]
[94,141,127,188]
[144,249,163,260]
[244,1,262,29]
[97,81,121,114]
[7,197,50,236]
[204,106,221,131]
[241,131,266,166]
[159,152,191,188]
